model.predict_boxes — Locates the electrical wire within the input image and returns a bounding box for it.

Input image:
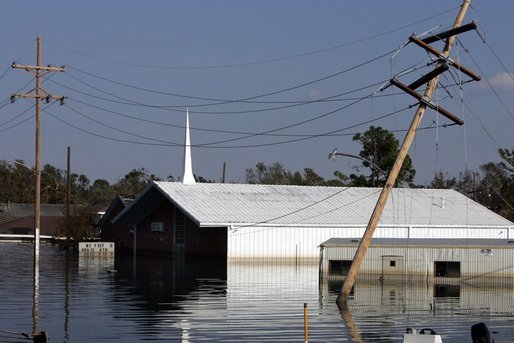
[0,65,12,83]
[56,59,430,114]
[51,76,390,115]
[230,188,383,234]
[44,107,175,147]
[457,38,514,120]
[0,39,37,83]
[63,104,180,146]
[474,19,514,83]
[45,6,458,70]
[44,101,451,149]
[66,97,398,137]
[0,104,35,129]
[65,48,395,107]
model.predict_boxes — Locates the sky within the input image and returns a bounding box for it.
[0,0,512,186]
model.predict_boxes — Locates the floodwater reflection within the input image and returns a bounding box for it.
[0,243,513,342]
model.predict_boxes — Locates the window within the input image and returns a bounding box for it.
[435,261,461,278]
[174,209,185,246]
[390,260,396,267]
[329,260,353,276]
[150,222,164,232]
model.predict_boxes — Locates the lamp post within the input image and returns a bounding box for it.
[328,148,386,177]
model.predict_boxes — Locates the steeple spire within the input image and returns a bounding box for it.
[181,108,196,185]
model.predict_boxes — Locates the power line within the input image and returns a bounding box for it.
[457,38,514,120]
[63,104,179,146]
[65,48,394,107]
[0,104,35,129]
[51,76,390,115]
[45,6,458,70]
[196,105,418,149]
[45,101,450,149]
[44,107,175,147]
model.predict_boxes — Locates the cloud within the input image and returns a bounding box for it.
[476,72,514,92]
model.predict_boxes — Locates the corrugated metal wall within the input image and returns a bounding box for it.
[320,244,514,278]
[227,225,512,261]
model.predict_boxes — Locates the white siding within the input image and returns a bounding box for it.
[227,225,510,260]
[320,244,514,278]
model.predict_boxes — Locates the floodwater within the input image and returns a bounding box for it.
[0,243,513,342]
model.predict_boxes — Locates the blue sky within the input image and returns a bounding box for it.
[0,0,512,185]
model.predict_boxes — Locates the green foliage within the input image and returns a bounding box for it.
[0,160,34,202]
[58,205,97,241]
[89,179,116,206]
[112,168,160,197]
[352,126,415,186]
[427,148,514,221]
[245,162,327,186]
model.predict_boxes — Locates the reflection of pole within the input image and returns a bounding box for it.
[64,251,70,341]
[303,303,308,343]
[32,259,39,336]
[337,0,472,304]
[339,302,363,342]
[66,147,71,227]
[132,224,137,272]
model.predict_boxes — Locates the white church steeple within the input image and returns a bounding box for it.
[181,108,196,185]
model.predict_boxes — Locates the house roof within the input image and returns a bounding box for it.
[96,195,133,227]
[114,182,514,229]
[0,203,64,218]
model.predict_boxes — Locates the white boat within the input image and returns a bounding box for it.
[402,323,494,343]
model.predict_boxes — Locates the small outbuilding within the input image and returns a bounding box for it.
[319,237,514,280]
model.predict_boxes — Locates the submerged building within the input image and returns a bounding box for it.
[98,111,513,280]
[101,182,513,262]
[319,237,514,280]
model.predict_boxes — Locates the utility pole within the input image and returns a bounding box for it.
[11,36,65,284]
[337,0,479,304]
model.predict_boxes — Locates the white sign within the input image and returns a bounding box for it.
[79,242,115,254]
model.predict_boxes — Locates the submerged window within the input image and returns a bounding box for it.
[329,260,352,276]
[435,261,461,278]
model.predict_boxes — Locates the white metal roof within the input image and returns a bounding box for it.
[320,238,514,248]
[149,182,513,228]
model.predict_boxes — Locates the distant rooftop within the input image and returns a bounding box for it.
[0,203,64,217]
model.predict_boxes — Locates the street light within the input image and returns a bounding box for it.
[328,148,386,175]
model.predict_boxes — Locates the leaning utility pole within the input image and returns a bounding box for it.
[11,36,65,266]
[337,0,479,304]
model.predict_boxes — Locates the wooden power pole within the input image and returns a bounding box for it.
[11,36,65,266]
[337,0,479,304]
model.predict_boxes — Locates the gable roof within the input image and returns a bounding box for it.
[113,182,513,229]
[96,195,133,227]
